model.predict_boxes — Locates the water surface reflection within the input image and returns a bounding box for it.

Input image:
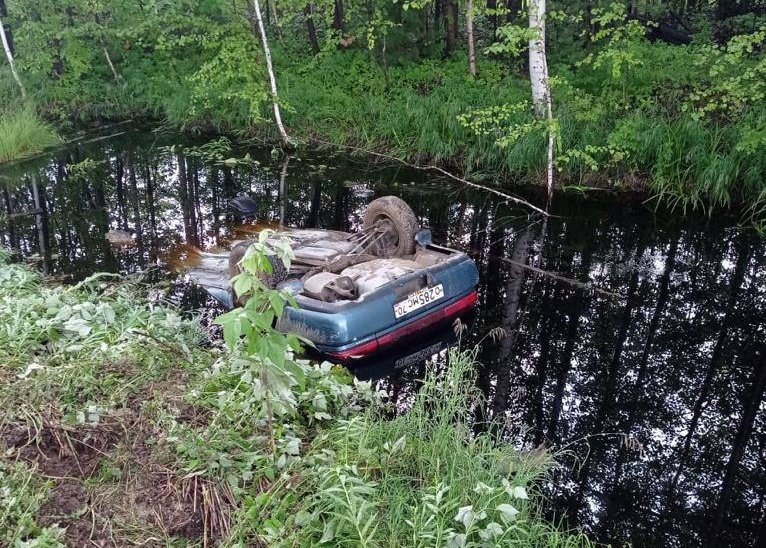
[1,130,764,547]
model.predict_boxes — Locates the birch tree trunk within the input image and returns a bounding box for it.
[252,0,291,149]
[528,0,553,201]
[466,0,476,76]
[102,45,121,82]
[0,17,25,99]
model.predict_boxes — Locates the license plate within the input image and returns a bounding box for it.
[394,341,448,369]
[394,284,444,319]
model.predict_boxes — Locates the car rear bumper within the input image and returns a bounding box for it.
[322,290,477,362]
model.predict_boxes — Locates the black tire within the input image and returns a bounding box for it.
[229,241,289,307]
[362,196,419,258]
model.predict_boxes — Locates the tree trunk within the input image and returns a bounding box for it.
[546,241,593,442]
[308,180,322,228]
[102,45,121,82]
[144,166,157,260]
[177,155,196,246]
[30,175,48,275]
[491,226,532,417]
[252,0,291,149]
[486,0,498,33]
[267,0,283,39]
[304,3,320,55]
[665,242,750,496]
[507,0,522,23]
[332,0,345,32]
[278,154,290,225]
[443,0,457,55]
[128,164,145,267]
[707,350,766,546]
[528,0,553,200]
[0,16,25,98]
[115,157,129,230]
[466,0,476,76]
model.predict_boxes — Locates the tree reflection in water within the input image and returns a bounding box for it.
[1,131,765,548]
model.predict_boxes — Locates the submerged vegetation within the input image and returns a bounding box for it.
[0,245,593,546]
[0,0,765,218]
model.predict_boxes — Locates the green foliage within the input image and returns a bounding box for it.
[684,26,766,120]
[576,3,649,110]
[0,256,593,546]
[0,107,59,164]
[0,462,65,548]
[231,348,594,547]
[3,0,766,217]
[215,229,300,359]
[0,261,204,423]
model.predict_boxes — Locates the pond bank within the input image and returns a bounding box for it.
[0,254,593,547]
[1,129,764,547]
[0,107,59,165]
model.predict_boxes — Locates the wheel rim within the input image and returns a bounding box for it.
[373,215,399,255]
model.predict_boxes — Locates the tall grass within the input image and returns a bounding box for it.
[239,348,594,547]
[0,106,59,164]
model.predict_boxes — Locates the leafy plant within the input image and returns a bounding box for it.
[685,26,766,120]
[236,347,593,547]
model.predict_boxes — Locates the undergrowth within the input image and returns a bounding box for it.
[0,239,593,546]
[3,2,766,219]
[231,348,593,547]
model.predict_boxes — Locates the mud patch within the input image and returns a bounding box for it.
[8,422,121,479]
[1,410,231,547]
[37,480,92,547]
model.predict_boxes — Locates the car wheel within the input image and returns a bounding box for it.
[363,196,419,258]
[229,241,289,307]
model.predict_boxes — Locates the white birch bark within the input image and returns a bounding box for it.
[252,0,291,149]
[102,46,121,82]
[528,0,554,201]
[0,17,26,99]
[528,0,548,117]
[466,0,476,77]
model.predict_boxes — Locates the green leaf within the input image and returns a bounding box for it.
[319,520,336,543]
[268,292,285,316]
[233,274,253,298]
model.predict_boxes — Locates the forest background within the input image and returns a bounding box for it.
[1,0,766,218]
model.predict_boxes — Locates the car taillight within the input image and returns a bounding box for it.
[444,291,478,316]
[326,338,380,361]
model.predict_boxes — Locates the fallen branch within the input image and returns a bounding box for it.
[310,138,549,217]
[498,255,623,299]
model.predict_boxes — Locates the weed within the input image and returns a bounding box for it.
[0,107,59,164]
[1,243,594,547]
[234,347,594,547]
[0,461,66,547]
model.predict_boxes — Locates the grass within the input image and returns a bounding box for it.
[0,251,594,547]
[0,461,65,547]
[0,106,59,164]
[240,347,594,547]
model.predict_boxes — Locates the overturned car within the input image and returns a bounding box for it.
[187,196,479,362]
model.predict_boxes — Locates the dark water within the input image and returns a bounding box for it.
[2,129,765,548]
